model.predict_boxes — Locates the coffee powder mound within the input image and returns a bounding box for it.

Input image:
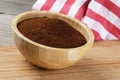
[17,17,86,48]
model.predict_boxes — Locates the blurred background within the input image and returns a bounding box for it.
[0,0,36,45]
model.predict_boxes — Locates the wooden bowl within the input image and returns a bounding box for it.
[12,11,94,69]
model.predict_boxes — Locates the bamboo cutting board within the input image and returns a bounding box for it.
[0,41,120,80]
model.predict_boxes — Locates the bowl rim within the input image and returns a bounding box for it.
[12,10,94,50]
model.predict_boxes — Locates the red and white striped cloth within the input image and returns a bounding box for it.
[32,0,120,40]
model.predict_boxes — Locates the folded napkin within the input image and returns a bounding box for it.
[32,0,120,40]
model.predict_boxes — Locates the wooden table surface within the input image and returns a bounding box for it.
[0,41,120,80]
[0,0,120,80]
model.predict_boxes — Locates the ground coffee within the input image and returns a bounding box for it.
[17,17,86,48]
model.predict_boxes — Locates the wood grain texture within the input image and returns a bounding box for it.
[12,11,94,69]
[0,41,120,80]
[0,14,14,46]
[0,0,36,15]
[0,0,36,46]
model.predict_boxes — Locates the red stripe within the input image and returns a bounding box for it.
[92,29,103,40]
[40,0,56,10]
[86,9,120,39]
[59,0,75,14]
[75,0,91,20]
[95,0,120,18]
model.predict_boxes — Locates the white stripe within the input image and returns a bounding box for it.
[88,1,120,29]
[32,0,47,10]
[49,0,67,12]
[111,0,120,7]
[84,16,118,40]
[68,0,87,17]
